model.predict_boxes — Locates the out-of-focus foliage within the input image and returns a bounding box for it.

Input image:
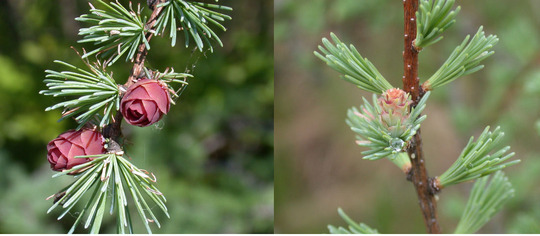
[275,0,540,233]
[0,0,273,233]
[328,208,379,234]
[454,171,515,234]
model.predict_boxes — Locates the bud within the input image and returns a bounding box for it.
[121,78,171,127]
[377,88,412,136]
[347,89,429,160]
[47,129,106,173]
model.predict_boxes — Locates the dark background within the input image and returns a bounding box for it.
[275,0,540,233]
[0,0,274,233]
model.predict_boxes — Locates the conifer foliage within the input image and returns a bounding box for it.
[316,0,519,233]
[41,0,231,233]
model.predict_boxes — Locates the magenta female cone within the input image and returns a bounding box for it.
[47,129,106,173]
[120,78,171,127]
[377,88,413,136]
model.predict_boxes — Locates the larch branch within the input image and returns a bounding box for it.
[402,0,441,233]
[103,0,167,142]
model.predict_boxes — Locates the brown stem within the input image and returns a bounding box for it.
[102,0,167,145]
[402,0,441,233]
[125,0,167,88]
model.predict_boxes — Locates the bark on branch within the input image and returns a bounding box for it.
[402,0,441,233]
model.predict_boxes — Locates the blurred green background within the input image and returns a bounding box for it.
[275,0,540,233]
[0,0,273,233]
